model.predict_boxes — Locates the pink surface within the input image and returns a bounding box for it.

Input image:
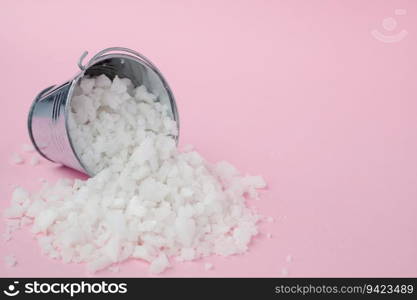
[1,0,416,277]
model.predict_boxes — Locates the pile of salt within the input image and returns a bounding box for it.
[4,75,266,274]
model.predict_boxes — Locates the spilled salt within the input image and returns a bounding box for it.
[6,75,267,274]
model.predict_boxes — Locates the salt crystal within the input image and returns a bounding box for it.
[281,267,288,277]
[266,233,272,239]
[110,76,127,94]
[108,265,120,273]
[6,219,21,232]
[204,262,213,271]
[22,143,35,152]
[20,216,33,226]
[286,255,293,263]
[266,217,274,223]
[95,74,111,88]
[10,153,24,164]
[178,248,195,261]
[29,155,40,166]
[2,232,12,242]
[12,187,29,204]
[132,245,154,262]
[4,255,17,267]
[80,77,95,94]
[87,256,113,273]
[3,205,25,219]
[182,144,194,152]
[149,253,170,274]
[32,209,58,233]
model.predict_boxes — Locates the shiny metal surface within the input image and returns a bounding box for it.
[28,47,179,176]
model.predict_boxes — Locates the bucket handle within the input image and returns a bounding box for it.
[77,47,157,71]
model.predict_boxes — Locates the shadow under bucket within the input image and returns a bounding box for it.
[28,47,179,176]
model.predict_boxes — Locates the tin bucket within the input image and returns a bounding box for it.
[28,47,179,176]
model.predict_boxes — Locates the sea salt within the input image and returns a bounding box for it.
[5,219,21,232]
[29,155,40,166]
[149,253,170,274]
[5,75,266,274]
[181,144,194,152]
[2,232,12,242]
[108,265,120,273]
[4,255,17,267]
[204,262,213,271]
[10,153,24,165]
[22,143,35,152]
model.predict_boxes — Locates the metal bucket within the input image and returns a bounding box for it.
[28,47,179,176]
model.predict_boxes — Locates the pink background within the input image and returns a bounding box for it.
[0,0,416,277]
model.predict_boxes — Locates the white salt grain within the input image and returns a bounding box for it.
[266,217,274,223]
[6,219,21,232]
[29,155,40,166]
[3,205,25,219]
[286,255,293,263]
[87,256,113,274]
[132,246,154,262]
[108,265,120,273]
[4,255,17,267]
[22,143,35,152]
[10,153,24,165]
[182,144,194,152]
[5,75,267,274]
[149,253,170,274]
[266,233,272,239]
[281,267,288,277]
[12,187,29,204]
[204,262,213,271]
[177,248,195,261]
[2,232,12,242]
[32,209,58,233]
[20,216,33,226]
